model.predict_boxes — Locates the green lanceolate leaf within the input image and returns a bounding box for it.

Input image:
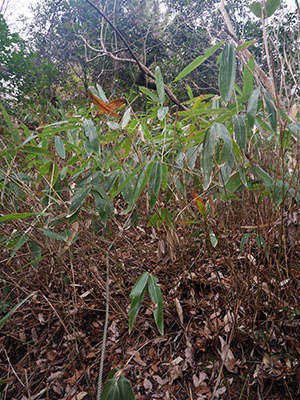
[84,119,99,154]
[264,91,277,132]
[247,87,260,131]
[139,86,160,103]
[219,44,236,103]
[42,229,67,241]
[243,56,255,98]
[148,274,164,335]
[129,272,149,333]
[233,115,246,150]
[118,377,135,400]
[155,66,165,105]
[54,136,66,159]
[0,212,46,222]
[100,379,120,400]
[67,186,91,217]
[121,108,131,129]
[20,145,53,159]
[174,42,223,82]
[202,123,232,190]
[125,162,153,213]
[237,40,257,51]
[249,0,281,18]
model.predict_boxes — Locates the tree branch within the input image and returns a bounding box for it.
[84,0,188,110]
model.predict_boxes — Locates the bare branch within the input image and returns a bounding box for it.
[83,0,188,110]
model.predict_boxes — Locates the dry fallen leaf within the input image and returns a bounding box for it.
[70,392,88,400]
[219,337,237,373]
[175,298,183,324]
[143,377,153,390]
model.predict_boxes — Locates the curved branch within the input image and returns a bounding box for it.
[84,0,188,110]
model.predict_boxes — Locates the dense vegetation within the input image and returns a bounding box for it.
[0,0,299,399]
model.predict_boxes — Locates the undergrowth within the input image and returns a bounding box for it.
[1,2,300,399]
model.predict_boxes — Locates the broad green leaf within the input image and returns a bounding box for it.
[202,123,232,190]
[174,42,223,82]
[118,377,135,400]
[247,87,260,131]
[0,212,45,222]
[249,2,263,17]
[84,119,99,154]
[219,44,236,103]
[155,66,165,105]
[54,136,66,159]
[233,115,246,150]
[264,91,277,132]
[265,0,281,17]
[0,292,36,331]
[148,274,164,335]
[250,0,281,18]
[121,108,131,129]
[243,56,255,97]
[92,189,113,227]
[161,164,168,191]
[148,162,162,209]
[139,86,160,103]
[129,272,149,333]
[20,145,53,159]
[42,229,67,241]
[100,379,120,400]
[111,165,143,200]
[125,162,153,213]
[67,186,91,217]
[157,106,169,121]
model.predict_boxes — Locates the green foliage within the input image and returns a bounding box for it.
[100,369,135,400]
[129,272,164,336]
[249,0,282,18]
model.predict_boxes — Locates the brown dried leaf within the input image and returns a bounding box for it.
[46,350,57,362]
[175,298,183,324]
[185,346,194,367]
[70,392,88,400]
[169,365,182,384]
[143,377,153,390]
[219,337,237,373]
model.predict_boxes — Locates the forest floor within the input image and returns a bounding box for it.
[1,195,300,400]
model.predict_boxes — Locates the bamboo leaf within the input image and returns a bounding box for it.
[219,44,236,103]
[129,272,149,333]
[155,66,165,105]
[54,136,66,159]
[233,115,246,150]
[174,42,223,82]
[148,274,164,336]
[247,87,260,131]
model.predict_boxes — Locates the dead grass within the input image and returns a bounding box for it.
[1,188,300,400]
